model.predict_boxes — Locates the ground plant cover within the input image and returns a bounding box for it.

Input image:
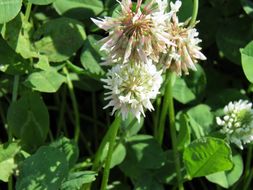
[0,0,253,189]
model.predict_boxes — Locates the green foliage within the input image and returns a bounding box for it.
[206,153,243,188]
[241,41,253,83]
[186,104,214,138]
[0,37,31,75]
[2,13,38,59]
[173,65,206,104]
[60,171,96,190]
[53,0,103,20]
[33,17,86,62]
[49,137,79,168]
[25,69,66,93]
[0,142,21,182]
[28,0,56,5]
[80,35,105,75]
[7,92,49,149]
[16,146,69,190]
[183,137,233,178]
[0,0,22,24]
[0,0,253,189]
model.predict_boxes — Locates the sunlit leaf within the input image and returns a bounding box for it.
[0,142,21,182]
[16,146,68,190]
[183,137,233,178]
[0,0,22,24]
[241,41,253,83]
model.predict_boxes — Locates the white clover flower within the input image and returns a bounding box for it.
[91,0,173,65]
[216,100,253,149]
[101,60,163,122]
[160,0,206,75]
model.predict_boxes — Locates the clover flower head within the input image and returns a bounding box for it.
[161,0,206,75]
[91,0,173,65]
[216,100,253,149]
[101,60,163,122]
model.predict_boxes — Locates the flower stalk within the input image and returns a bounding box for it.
[63,67,80,142]
[100,115,121,190]
[190,0,199,26]
[167,72,184,190]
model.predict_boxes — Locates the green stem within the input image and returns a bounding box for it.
[243,167,253,190]
[9,75,20,141]
[63,67,80,142]
[12,75,19,102]
[154,97,161,139]
[190,0,199,26]
[167,72,184,190]
[157,72,171,144]
[25,3,32,22]
[100,115,121,190]
[8,176,12,190]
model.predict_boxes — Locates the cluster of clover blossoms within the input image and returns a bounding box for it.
[216,100,253,149]
[92,0,206,122]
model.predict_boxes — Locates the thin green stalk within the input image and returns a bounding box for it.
[12,75,19,102]
[9,75,20,142]
[154,97,161,139]
[167,72,184,190]
[100,115,121,190]
[63,67,80,142]
[25,3,32,22]
[190,0,199,26]
[245,145,252,179]
[157,72,171,144]
[243,167,253,190]
[8,176,12,190]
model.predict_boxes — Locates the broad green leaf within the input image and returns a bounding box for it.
[50,137,79,168]
[187,104,214,135]
[177,114,191,150]
[1,13,38,59]
[216,17,253,65]
[134,171,164,190]
[173,64,206,104]
[0,0,22,23]
[241,41,253,83]
[7,92,49,149]
[24,70,66,93]
[183,137,233,178]
[34,17,86,62]
[121,114,143,138]
[16,146,68,190]
[120,135,166,177]
[53,0,103,20]
[28,0,56,5]
[60,171,96,190]
[80,35,104,75]
[154,150,186,185]
[0,142,21,182]
[206,154,243,188]
[101,143,126,169]
[0,37,31,75]
[241,0,253,17]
